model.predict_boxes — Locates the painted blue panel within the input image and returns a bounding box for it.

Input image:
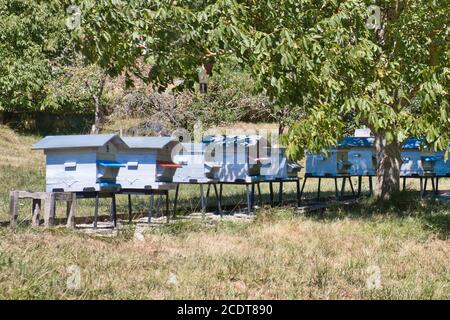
[339,137,375,148]
[402,138,425,150]
[97,160,126,168]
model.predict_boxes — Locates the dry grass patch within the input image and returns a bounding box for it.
[0,207,448,300]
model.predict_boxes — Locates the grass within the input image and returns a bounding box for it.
[0,124,448,299]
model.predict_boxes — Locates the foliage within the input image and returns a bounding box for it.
[270,0,450,159]
[0,0,74,112]
[43,58,106,114]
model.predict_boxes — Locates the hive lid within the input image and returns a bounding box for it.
[203,135,270,147]
[122,136,177,149]
[402,138,426,150]
[32,134,127,150]
[338,137,375,148]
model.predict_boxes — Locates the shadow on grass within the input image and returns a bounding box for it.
[300,190,449,239]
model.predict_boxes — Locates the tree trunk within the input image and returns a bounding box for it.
[374,134,402,199]
[90,76,106,134]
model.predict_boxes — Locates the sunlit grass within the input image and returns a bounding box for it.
[0,124,448,299]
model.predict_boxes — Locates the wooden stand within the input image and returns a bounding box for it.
[9,191,76,228]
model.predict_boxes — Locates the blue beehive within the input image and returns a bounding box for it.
[116,137,181,190]
[435,147,450,177]
[341,137,376,176]
[305,150,338,177]
[401,139,450,177]
[260,147,302,180]
[306,137,375,177]
[401,138,429,176]
[172,143,221,183]
[204,135,270,183]
[32,134,128,192]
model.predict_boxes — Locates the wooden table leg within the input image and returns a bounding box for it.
[44,193,56,227]
[148,193,154,224]
[165,191,170,223]
[32,199,41,227]
[213,184,222,217]
[269,182,274,207]
[66,194,76,228]
[93,193,99,229]
[9,191,19,227]
[128,194,133,222]
[173,184,180,218]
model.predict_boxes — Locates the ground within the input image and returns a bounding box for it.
[0,125,448,299]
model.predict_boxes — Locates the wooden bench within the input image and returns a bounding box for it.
[9,191,76,227]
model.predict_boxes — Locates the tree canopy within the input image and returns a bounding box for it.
[0,0,71,112]
[1,0,448,197]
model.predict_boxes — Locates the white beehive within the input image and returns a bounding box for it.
[261,147,302,180]
[306,137,376,177]
[400,138,427,177]
[343,137,376,176]
[205,135,270,183]
[116,137,181,190]
[172,143,221,183]
[32,134,128,192]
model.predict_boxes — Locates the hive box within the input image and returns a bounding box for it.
[261,147,302,180]
[172,143,221,183]
[401,139,450,177]
[204,135,270,183]
[343,137,376,176]
[400,138,429,176]
[305,149,339,177]
[116,137,181,190]
[305,137,376,177]
[33,134,128,192]
[435,150,450,177]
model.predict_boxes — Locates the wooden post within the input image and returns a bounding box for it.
[251,183,255,210]
[269,182,274,207]
[110,194,117,227]
[213,184,222,217]
[257,183,263,207]
[348,177,356,197]
[128,194,132,222]
[32,199,41,227]
[173,184,180,218]
[157,194,163,217]
[44,193,56,227]
[317,178,321,201]
[200,184,206,218]
[66,194,76,228]
[296,178,301,207]
[9,191,19,227]
[93,193,99,229]
[278,181,283,206]
[334,178,339,199]
[165,191,170,223]
[299,176,308,201]
[435,177,439,195]
[148,193,154,224]
[246,184,252,214]
[340,177,346,200]
[357,176,362,197]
